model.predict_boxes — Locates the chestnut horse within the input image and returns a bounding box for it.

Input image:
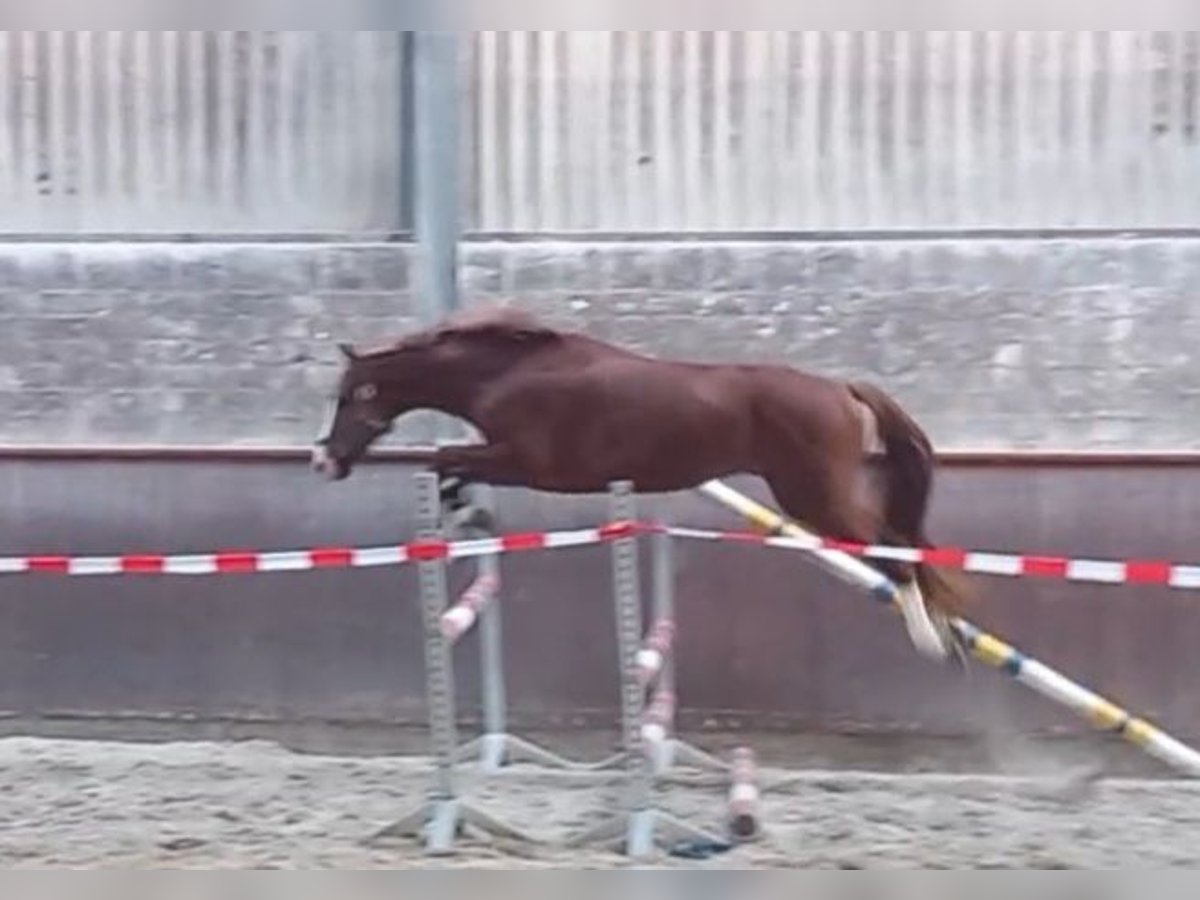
[312,305,969,664]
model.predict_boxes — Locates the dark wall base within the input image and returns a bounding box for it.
[1,455,1198,771]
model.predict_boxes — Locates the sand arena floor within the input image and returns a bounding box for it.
[0,736,1197,868]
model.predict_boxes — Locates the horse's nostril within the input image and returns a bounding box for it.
[310,446,349,481]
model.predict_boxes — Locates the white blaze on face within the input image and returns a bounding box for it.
[310,443,334,477]
[316,397,340,445]
[311,398,343,478]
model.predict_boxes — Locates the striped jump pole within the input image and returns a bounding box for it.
[636,619,676,688]
[443,482,589,774]
[640,524,735,777]
[727,747,761,840]
[372,473,534,855]
[640,687,677,765]
[698,479,1200,779]
[439,570,500,644]
[569,482,728,860]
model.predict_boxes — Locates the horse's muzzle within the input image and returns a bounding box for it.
[310,444,349,481]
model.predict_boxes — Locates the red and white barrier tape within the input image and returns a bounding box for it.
[661,525,1200,591]
[1,517,1198,590]
[0,522,637,577]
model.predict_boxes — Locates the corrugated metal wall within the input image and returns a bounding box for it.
[2,32,1198,235]
[0,31,404,234]
[466,31,1200,233]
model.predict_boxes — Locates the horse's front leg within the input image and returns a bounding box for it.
[433,444,524,532]
[434,442,525,485]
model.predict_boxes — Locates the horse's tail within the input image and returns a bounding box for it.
[848,381,972,618]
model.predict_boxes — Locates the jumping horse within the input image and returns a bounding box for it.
[311,305,970,664]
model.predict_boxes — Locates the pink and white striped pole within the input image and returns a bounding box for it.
[439,571,501,644]
[640,688,676,748]
[727,746,761,840]
[635,618,676,688]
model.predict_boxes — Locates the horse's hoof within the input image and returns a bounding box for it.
[948,642,969,672]
[939,629,970,673]
[449,504,496,534]
[907,622,954,665]
[467,507,497,533]
[439,475,466,504]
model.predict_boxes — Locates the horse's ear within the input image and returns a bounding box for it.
[338,342,358,361]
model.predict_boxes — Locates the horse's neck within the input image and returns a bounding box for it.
[389,353,511,424]
[422,377,485,423]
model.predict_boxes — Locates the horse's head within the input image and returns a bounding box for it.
[311,343,399,481]
[311,307,560,480]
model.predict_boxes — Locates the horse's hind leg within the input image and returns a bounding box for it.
[764,464,953,664]
[878,521,965,666]
[893,572,958,665]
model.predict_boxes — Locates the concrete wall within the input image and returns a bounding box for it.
[2,236,1198,763]
[1,236,1197,450]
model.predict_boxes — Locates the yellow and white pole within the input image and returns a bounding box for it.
[698,479,1200,778]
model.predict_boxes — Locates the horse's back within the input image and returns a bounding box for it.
[743,362,853,414]
[476,339,764,488]
[491,346,746,424]
[495,340,847,440]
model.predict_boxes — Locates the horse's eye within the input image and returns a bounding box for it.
[354,383,378,403]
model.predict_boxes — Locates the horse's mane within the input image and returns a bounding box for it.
[351,305,560,360]
[440,304,549,335]
[437,305,564,348]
